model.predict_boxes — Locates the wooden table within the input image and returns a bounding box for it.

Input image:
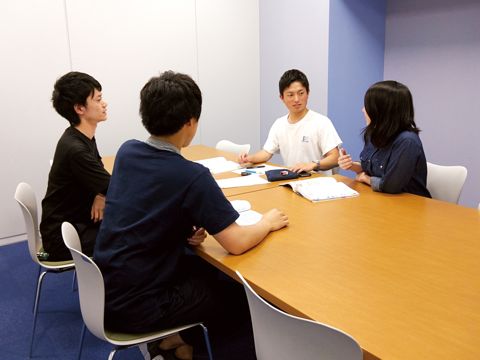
[102,144,307,197]
[195,176,480,360]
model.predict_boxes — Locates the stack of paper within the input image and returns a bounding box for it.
[195,157,240,174]
[230,200,262,226]
[283,177,359,202]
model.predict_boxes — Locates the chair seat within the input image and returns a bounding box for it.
[105,322,202,345]
[40,259,75,267]
[37,247,76,267]
[62,221,214,360]
[14,182,78,358]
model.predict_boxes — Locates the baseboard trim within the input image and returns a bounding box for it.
[0,235,27,246]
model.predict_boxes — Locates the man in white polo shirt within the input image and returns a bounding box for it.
[239,69,341,174]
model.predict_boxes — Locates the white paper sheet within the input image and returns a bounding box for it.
[236,210,262,226]
[230,200,262,226]
[216,175,268,189]
[195,157,240,174]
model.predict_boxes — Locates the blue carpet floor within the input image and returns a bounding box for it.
[0,241,255,360]
[0,241,145,360]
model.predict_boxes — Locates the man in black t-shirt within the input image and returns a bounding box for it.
[40,72,110,261]
[95,71,289,360]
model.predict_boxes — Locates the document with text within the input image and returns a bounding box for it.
[283,177,359,202]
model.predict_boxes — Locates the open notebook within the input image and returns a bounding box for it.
[282,177,359,202]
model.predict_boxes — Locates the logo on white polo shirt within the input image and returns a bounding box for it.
[301,136,310,143]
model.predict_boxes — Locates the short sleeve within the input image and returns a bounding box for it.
[263,120,280,155]
[318,117,342,155]
[69,147,111,195]
[182,171,239,234]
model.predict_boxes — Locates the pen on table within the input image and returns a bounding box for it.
[246,165,265,169]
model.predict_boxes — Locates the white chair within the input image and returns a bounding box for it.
[61,222,214,360]
[14,182,76,357]
[236,271,362,360]
[215,140,250,155]
[426,162,468,204]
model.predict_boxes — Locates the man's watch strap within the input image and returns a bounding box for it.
[312,159,321,171]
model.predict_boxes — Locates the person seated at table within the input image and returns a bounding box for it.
[94,71,289,360]
[40,72,111,261]
[238,69,342,174]
[338,80,431,197]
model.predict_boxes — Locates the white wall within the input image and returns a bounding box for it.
[196,0,260,148]
[385,0,480,207]
[0,0,71,240]
[0,0,260,241]
[259,0,330,164]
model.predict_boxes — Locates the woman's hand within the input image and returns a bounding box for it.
[355,171,371,185]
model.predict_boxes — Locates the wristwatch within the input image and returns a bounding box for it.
[312,160,321,171]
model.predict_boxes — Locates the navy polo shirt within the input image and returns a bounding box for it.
[94,140,238,323]
[360,131,431,197]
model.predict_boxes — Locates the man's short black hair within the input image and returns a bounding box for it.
[279,69,310,95]
[140,71,202,136]
[51,72,102,126]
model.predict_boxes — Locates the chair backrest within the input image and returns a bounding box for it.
[426,162,468,204]
[215,140,251,155]
[61,222,108,342]
[236,271,362,360]
[14,182,42,264]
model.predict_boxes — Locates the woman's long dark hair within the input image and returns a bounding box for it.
[363,80,420,148]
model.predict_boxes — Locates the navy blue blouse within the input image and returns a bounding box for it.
[360,131,431,197]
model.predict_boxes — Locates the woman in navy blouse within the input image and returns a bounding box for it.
[338,80,431,197]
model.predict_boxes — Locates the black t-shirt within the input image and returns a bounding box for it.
[94,140,238,324]
[40,126,110,259]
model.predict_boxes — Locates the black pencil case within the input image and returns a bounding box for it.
[265,169,299,182]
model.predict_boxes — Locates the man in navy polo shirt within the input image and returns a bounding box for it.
[95,71,288,360]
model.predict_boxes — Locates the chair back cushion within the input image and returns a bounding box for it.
[14,182,42,262]
[236,271,362,360]
[426,162,467,204]
[62,222,107,341]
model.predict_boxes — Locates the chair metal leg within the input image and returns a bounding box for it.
[71,270,77,291]
[32,265,41,313]
[77,323,86,360]
[33,269,47,314]
[107,349,117,360]
[29,269,47,358]
[200,324,214,360]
